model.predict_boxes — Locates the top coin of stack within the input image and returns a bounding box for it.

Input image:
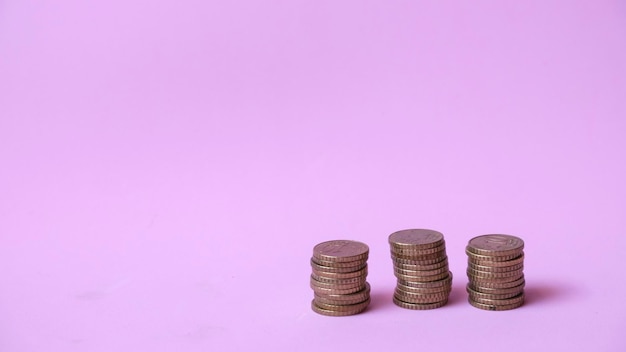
[466,234,525,311]
[389,229,453,310]
[310,240,370,316]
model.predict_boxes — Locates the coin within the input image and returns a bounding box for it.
[468,253,525,267]
[397,272,453,288]
[465,248,521,262]
[310,276,364,290]
[314,283,371,304]
[468,298,524,311]
[310,259,367,273]
[312,267,368,280]
[314,298,371,312]
[311,300,369,316]
[389,229,444,249]
[467,234,524,257]
[313,240,369,263]
[311,273,367,285]
[468,282,525,295]
[393,256,447,266]
[311,256,368,268]
[466,285,522,300]
[393,296,448,310]
[391,243,447,256]
[467,268,524,279]
[396,283,452,295]
[394,257,449,271]
[394,266,449,277]
[468,262,523,273]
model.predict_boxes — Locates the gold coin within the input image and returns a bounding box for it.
[465,248,522,262]
[466,284,522,300]
[314,283,371,304]
[469,276,525,289]
[311,256,368,268]
[312,267,368,280]
[395,266,449,277]
[467,234,524,257]
[394,257,449,271]
[393,296,448,310]
[391,243,447,256]
[468,253,525,267]
[388,229,445,250]
[468,282,525,295]
[395,270,450,282]
[396,283,452,295]
[468,262,523,273]
[311,300,368,316]
[394,290,449,304]
[398,272,453,288]
[468,297,524,311]
[467,268,524,279]
[393,256,447,265]
[310,259,367,273]
[311,273,367,285]
[313,240,369,263]
[313,298,371,312]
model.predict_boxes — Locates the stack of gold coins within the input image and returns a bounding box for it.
[466,234,525,311]
[310,240,370,316]
[388,229,453,310]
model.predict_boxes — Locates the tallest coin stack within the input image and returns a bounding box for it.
[389,229,453,310]
[310,240,371,316]
[466,234,525,311]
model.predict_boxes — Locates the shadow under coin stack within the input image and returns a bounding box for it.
[466,234,525,311]
[310,240,370,316]
[389,229,453,310]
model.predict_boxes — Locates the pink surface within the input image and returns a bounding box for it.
[1,1,626,351]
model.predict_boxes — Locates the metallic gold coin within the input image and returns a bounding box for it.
[469,276,525,289]
[314,283,371,304]
[394,257,449,271]
[310,259,367,273]
[396,282,451,295]
[391,243,446,256]
[468,262,523,273]
[468,298,524,311]
[312,267,367,280]
[395,270,450,282]
[394,290,449,304]
[395,266,449,277]
[393,256,447,265]
[467,268,524,279]
[468,253,525,267]
[393,249,447,261]
[314,298,371,312]
[388,229,445,250]
[471,293,525,306]
[398,272,453,288]
[310,276,364,290]
[469,272,524,284]
[313,240,369,263]
[466,285,522,300]
[311,273,367,285]
[468,282,525,295]
[311,256,368,268]
[466,248,522,262]
[311,300,368,316]
[467,234,524,257]
[393,296,448,310]
[310,281,366,295]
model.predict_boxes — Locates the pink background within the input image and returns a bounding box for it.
[1,1,625,351]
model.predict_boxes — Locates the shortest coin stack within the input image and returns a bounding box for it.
[389,229,453,310]
[466,234,525,311]
[310,240,370,316]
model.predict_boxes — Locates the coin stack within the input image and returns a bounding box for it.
[389,229,453,310]
[310,240,370,316]
[466,234,525,311]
